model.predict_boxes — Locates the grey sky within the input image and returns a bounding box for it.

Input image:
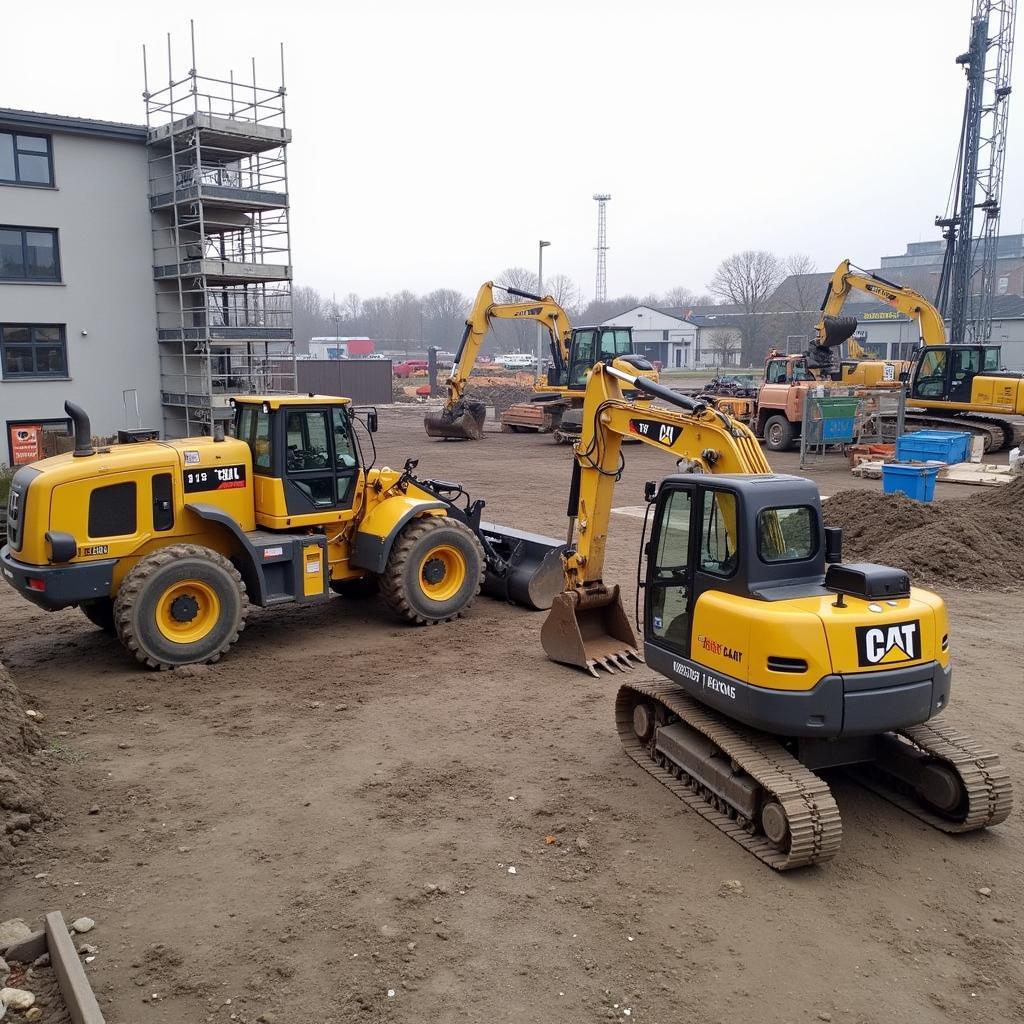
[2,0,1019,302]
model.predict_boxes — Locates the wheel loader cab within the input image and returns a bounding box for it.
[232,396,362,525]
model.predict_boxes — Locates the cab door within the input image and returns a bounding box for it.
[645,484,698,656]
[281,406,360,516]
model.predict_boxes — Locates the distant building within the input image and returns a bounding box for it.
[598,306,698,368]
[878,234,1024,299]
[307,336,376,359]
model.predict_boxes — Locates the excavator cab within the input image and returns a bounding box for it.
[910,344,1003,401]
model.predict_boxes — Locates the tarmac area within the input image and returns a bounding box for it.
[1,402,1022,1024]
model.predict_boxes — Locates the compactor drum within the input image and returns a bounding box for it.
[542,362,1013,869]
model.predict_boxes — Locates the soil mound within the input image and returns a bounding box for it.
[0,660,49,865]
[824,477,1024,590]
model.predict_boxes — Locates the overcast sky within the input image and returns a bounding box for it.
[2,0,1020,302]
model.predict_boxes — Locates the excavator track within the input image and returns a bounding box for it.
[615,680,842,870]
[852,719,1013,833]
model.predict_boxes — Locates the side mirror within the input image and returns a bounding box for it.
[644,480,657,503]
[898,371,910,384]
[366,410,378,433]
[824,526,843,564]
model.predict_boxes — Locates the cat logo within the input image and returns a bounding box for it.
[629,418,680,446]
[855,619,920,667]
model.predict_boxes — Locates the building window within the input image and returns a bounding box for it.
[0,227,60,281]
[0,132,54,186]
[1,324,68,378]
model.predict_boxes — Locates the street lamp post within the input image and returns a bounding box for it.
[537,240,551,376]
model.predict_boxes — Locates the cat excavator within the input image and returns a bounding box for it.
[424,282,656,441]
[540,362,1012,868]
[817,260,1024,449]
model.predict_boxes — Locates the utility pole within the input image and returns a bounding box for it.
[593,194,611,303]
[536,239,550,375]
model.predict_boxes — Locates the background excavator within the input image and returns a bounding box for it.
[816,260,1024,450]
[424,282,657,442]
[540,362,1012,868]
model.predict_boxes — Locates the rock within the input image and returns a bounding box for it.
[0,988,35,1010]
[88,805,100,815]
[817,1014,832,1022]
[25,1009,43,1022]
[977,887,992,898]
[70,917,95,934]
[0,959,7,985]
[434,929,450,941]
[30,954,49,969]
[117,742,132,750]
[256,1014,276,1024]
[5,815,31,834]
[78,944,97,956]
[581,898,595,909]
[575,837,590,854]
[0,920,32,948]
[719,879,744,897]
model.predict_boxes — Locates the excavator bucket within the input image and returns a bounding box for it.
[821,315,859,349]
[541,584,642,677]
[424,401,487,441]
[478,522,567,610]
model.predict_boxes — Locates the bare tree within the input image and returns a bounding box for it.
[773,253,822,352]
[495,267,540,297]
[423,288,469,349]
[543,273,582,316]
[708,250,784,364]
[702,328,742,367]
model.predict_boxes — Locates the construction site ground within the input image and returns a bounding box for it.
[2,402,1022,1024]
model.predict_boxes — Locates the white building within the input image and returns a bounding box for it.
[599,306,698,368]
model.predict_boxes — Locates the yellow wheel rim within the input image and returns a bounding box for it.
[418,544,466,602]
[155,579,221,644]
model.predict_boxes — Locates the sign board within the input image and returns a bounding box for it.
[9,424,42,465]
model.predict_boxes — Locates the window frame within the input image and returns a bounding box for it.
[0,323,69,379]
[756,504,819,565]
[0,131,55,187]
[0,225,61,282]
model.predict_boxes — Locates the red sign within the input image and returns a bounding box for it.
[9,424,42,465]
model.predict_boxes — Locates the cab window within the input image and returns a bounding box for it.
[913,349,947,398]
[766,359,788,384]
[983,347,1001,371]
[571,330,597,385]
[332,408,357,469]
[648,488,693,649]
[700,490,738,577]
[598,328,632,360]
[285,410,330,473]
[758,506,816,563]
[238,405,271,472]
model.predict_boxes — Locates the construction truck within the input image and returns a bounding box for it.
[1,398,564,669]
[815,260,1024,450]
[423,282,657,442]
[540,362,1012,868]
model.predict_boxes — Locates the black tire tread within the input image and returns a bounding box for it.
[379,516,484,625]
[114,543,249,670]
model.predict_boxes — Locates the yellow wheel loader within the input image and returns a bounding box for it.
[424,282,658,442]
[541,363,1012,868]
[1,397,564,669]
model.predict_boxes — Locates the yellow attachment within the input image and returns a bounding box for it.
[419,543,467,601]
[156,579,221,645]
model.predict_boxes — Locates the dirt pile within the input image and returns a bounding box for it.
[824,477,1024,590]
[0,660,50,866]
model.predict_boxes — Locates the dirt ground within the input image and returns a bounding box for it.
[2,403,1022,1024]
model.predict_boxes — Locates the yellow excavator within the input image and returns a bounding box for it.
[816,260,1024,449]
[541,362,1012,868]
[1,397,564,669]
[424,282,657,441]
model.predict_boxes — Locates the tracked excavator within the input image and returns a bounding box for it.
[540,362,1012,868]
[424,282,657,441]
[816,260,1024,450]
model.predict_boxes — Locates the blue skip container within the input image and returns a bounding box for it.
[882,462,942,502]
[895,429,971,465]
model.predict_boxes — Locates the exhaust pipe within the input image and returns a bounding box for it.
[64,401,95,458]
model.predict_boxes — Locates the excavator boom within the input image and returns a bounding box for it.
[542,363,771,675]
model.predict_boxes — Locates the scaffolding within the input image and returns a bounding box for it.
[143,27,296,437]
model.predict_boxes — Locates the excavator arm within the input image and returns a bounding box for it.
[813,260,947,364]
[424,282,572,440]
[542,362,772,674]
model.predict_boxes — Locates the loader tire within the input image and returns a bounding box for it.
[81,597,116,634]
[114,544,249,670]
[330,576,379,599]
[380,515,485,625]
[763,414,797,452]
